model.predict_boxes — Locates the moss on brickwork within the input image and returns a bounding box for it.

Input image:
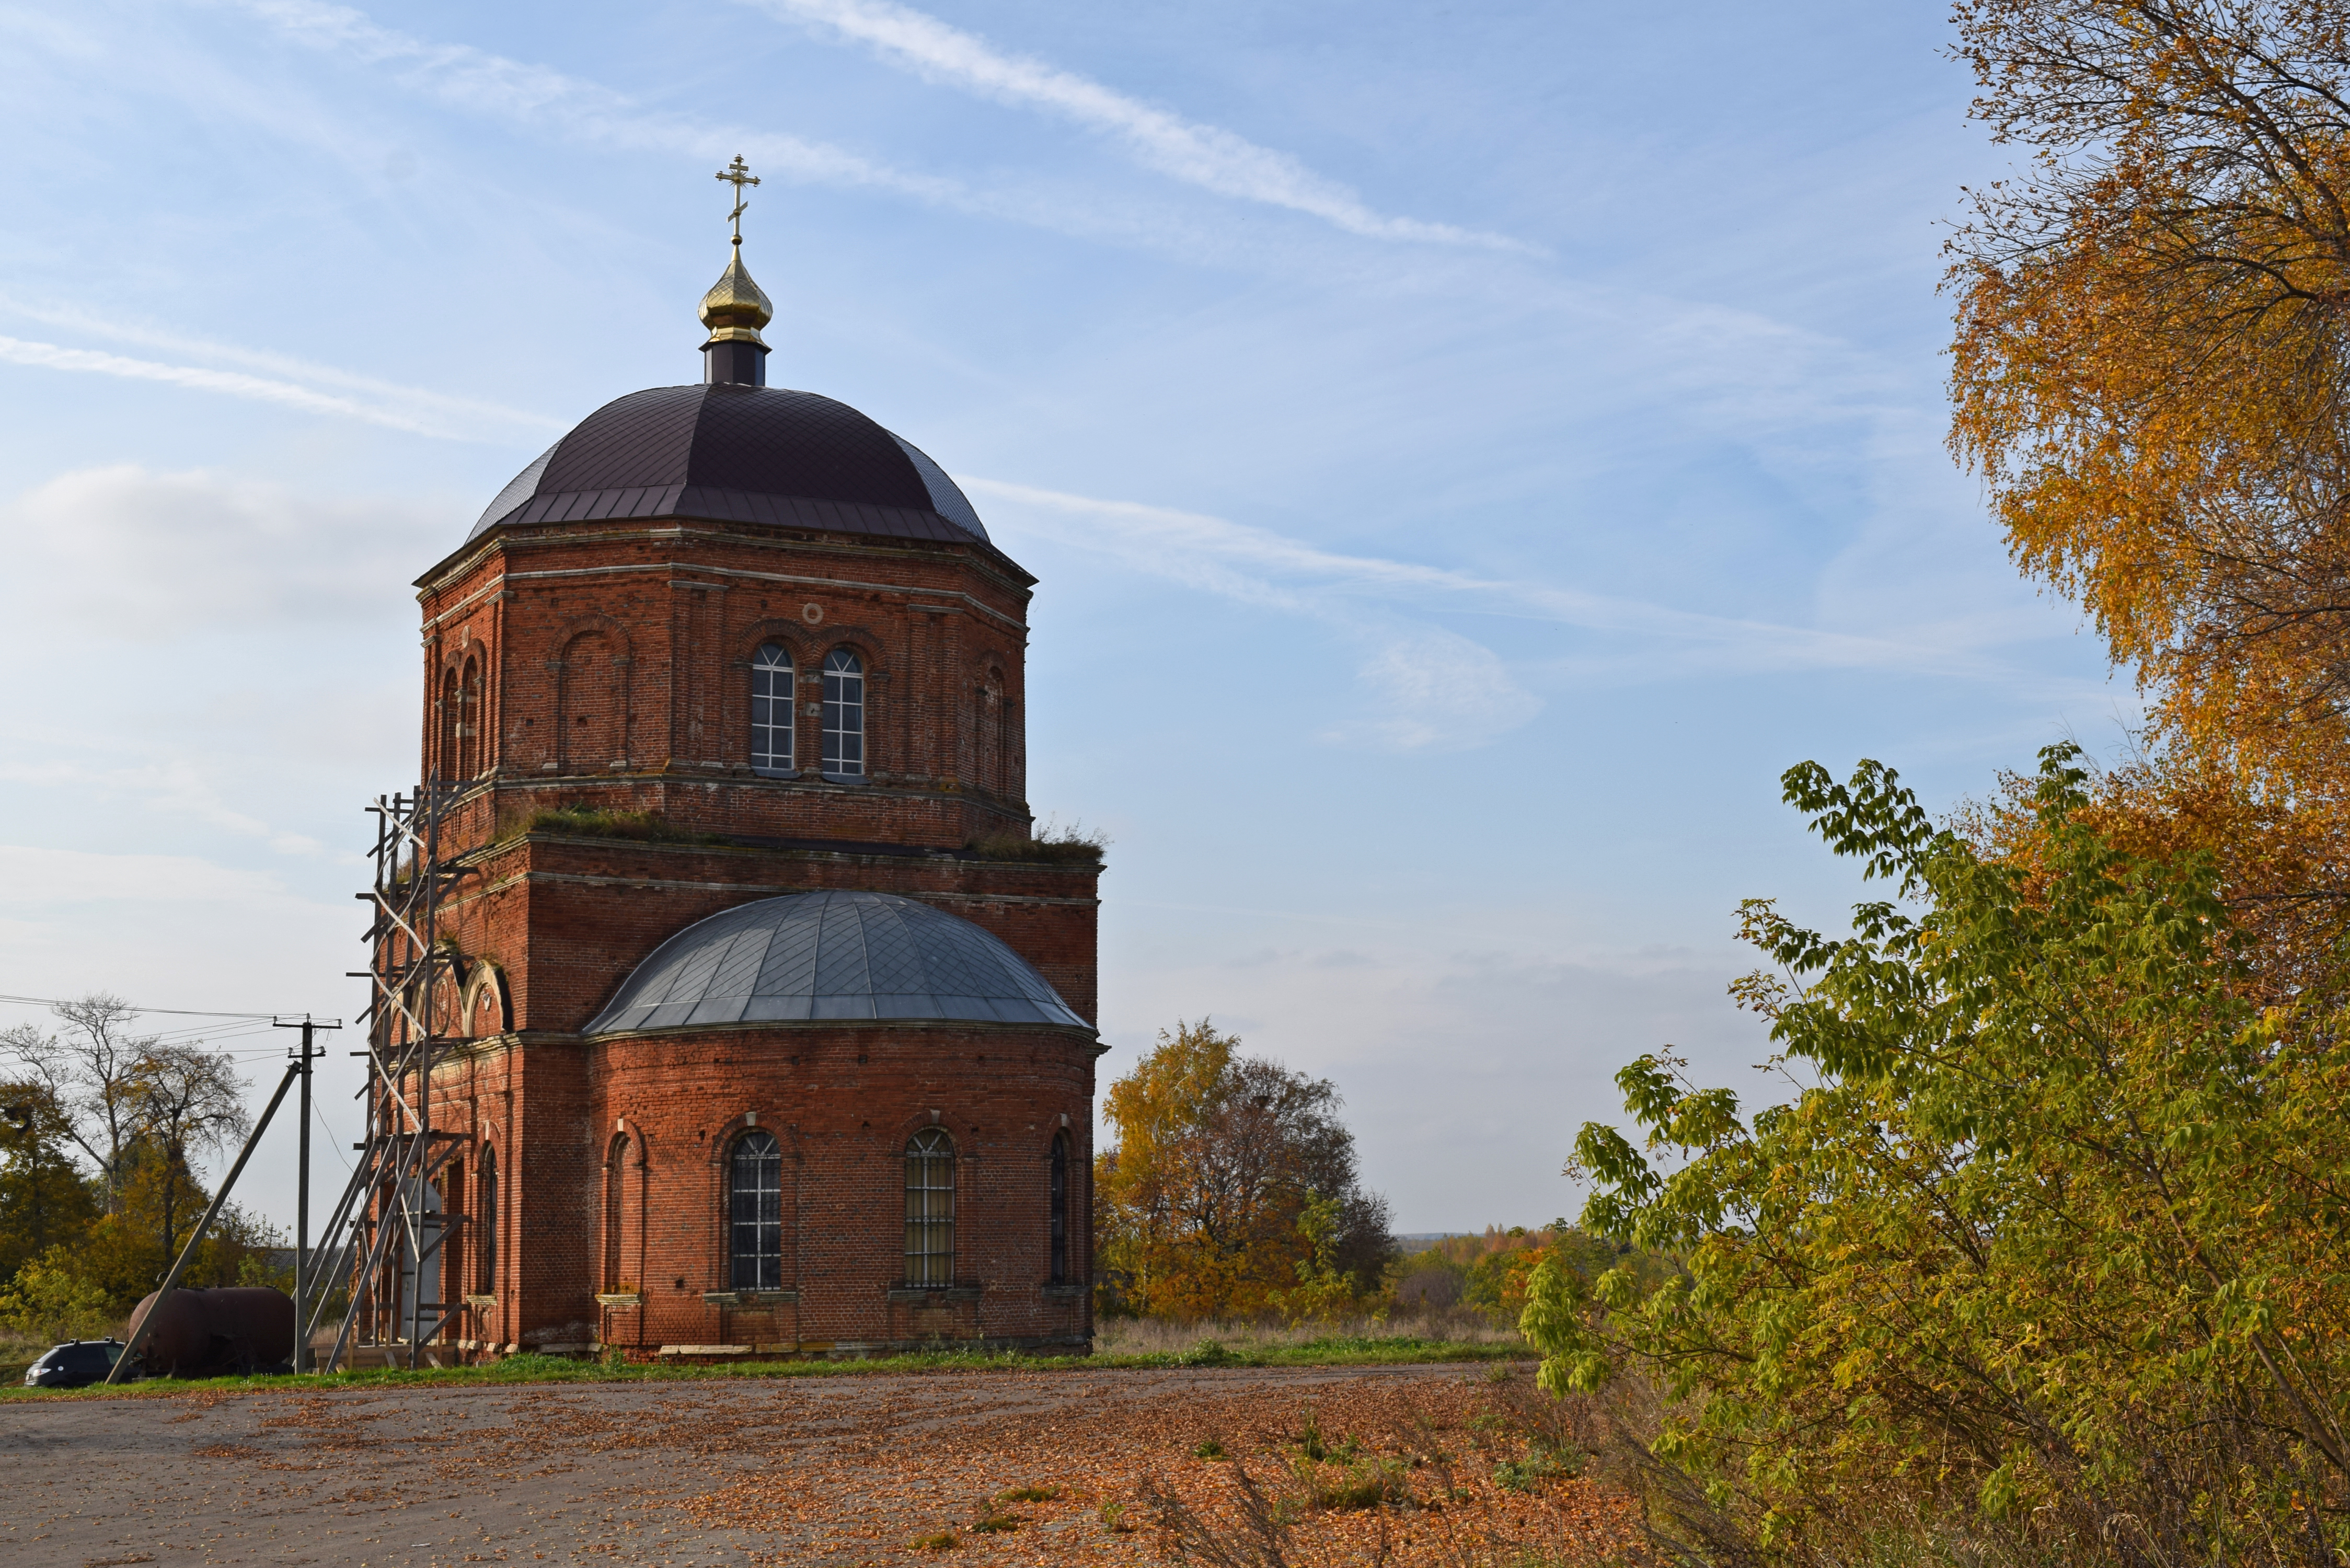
[502,806,729,846]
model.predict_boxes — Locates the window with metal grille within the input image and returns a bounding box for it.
[1049,1133,1069,1284]
[730,1129,784,1290]
[822,647,865,778]
[478,1146,497,1294]
[904,1127,954,1286]
[751,643,794,776]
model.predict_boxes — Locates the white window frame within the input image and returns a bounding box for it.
[822,647,865,779]
[751,643,795,776]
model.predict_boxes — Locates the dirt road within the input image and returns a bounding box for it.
[3,1362,1631,1568]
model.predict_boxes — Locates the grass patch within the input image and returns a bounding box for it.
[908,1529,959,1551]
[1296,1456,1407,1512]
[995,1485,1059,1504]
[1192,1437,1227,1460]
[962,818,1107,864]
[1493,1441,1582,1493]
[502,806,729,846]
[0,1334,1528,1402]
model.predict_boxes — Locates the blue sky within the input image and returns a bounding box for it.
[0,0,2129,1235]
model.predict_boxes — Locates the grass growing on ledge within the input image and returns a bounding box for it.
[0,1333,1527,1400]
[501,806,729,846]
[963,817,1108,864]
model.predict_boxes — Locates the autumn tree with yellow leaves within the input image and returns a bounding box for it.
[1949,0,2350,797]
[1095,1020,1394,1320]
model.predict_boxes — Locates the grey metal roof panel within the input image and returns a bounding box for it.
[584,889,1089,1035]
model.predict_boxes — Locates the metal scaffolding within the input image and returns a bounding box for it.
[302,783,470,1371]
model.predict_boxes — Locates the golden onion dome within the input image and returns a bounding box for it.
[698,243,773,347]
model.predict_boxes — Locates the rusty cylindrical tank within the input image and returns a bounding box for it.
[125,1287,295,1379]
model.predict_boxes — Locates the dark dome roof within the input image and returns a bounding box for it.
[584,890,1089,1035]
[468,384,992,547]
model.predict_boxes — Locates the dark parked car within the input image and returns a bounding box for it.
[22,1339,124,1388]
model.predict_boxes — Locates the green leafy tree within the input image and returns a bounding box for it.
[1525,747,2350,1566]
[0,1248,117,1344]
[65,1148,275,1311]
[1269,1191,1355,1326]
[0,1081,100,1285]
[124,1043,248,1269]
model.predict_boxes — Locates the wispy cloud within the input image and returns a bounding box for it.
[4,463,447,634]
[224,0,1507,262]
[0,843,316,904]
[739,0,1531,251]
[967,477,2018,682]
[233,0,987,213]
[0,293,563,437]
[0,334,488,437]
[1328,625,1543,750]
[0,758,325,857]
[967,477,1545,748]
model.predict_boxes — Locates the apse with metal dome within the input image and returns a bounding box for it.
[586,891,1090,1033]
[385,164,1102,1364]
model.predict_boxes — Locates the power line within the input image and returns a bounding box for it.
[0,991,285,1019]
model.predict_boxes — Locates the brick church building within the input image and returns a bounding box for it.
[398,207,1101,1359]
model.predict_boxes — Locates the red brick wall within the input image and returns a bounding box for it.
[423,1024,1098,1353]
[394,503,1103,1358]
[414,517,1039,851]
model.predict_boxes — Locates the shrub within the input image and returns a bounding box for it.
[0,1250,116,1344]
[1530,749,2350,1564]
[1493,1444,1580,1494]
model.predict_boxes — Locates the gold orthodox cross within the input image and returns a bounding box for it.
[717,156,760,243]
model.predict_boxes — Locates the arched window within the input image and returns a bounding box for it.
[751,643,794,776]
[437,667,462,781]
[478,1146,498,1295]
[730,1129,784,1290]
[459,655,483,779]
[1049,1133,1069,1285]
[904,1127,954,1286]
[822,647,865,779]
[602,1134,629,1292]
